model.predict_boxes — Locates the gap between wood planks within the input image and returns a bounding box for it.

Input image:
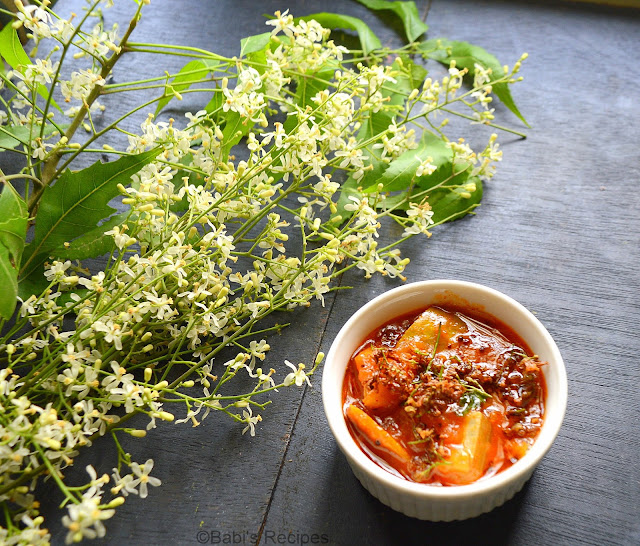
[256,272,346,544]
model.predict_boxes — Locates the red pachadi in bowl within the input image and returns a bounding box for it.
[322,280,567,521]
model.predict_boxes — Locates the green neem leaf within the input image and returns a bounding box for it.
[354,0,428,42]
[0,24,31,76]
[414,130,455,188]
[240,32,272,57]
[204,89,224,123]
[0,123,61,151]
[365,130,441,193]
[0,25,61,112]
[155,58,220,117]
[334,175,364,222]
[0,184,28,320]
[20,150,159,282]
[0,125,31,150]
[391,56,428,98]
[419,38,528,127]
[334,110,392,221]
[355,131,390,190]
[169,156,208,213]
[374,56,427,112]
[239,33,272,82]
[17,265,48,301]
[364,151,418,193]
[50,212,129,261]
[298,13,382,56]
[429,175,483,225]
[363,110,395,141]
[373,132,482,222]
[0,184,28,268]
[220,111,254,162]
[295,66,335,109]
[0,246,20,320]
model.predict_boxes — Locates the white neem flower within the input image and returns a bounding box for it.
[15,59,59,87]
[283,361,311,387]
[16,512,52,545]
[78,271,106,293]
[91,319,124,351]
[265,9,294,37]
[101,362,134,392]
[108,381,143,413]
[83,464,109,499]
[60,69,106,102]
[105,226,136,250]
[62,493,115,544]
[241,406,262,436]
[129,459,161,498]
[14,2,52,41]
[416,157,437,178]
[372,121,417,161]
[111,467,138,497]
[81,22,120,59]
[52,16,76,43]
[44,260,72,282]
[403,201,434,237]
[358,63,397,92]
[31,138,53,160]
[222,72,266,123]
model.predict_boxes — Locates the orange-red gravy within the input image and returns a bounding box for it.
[342,305,547,486]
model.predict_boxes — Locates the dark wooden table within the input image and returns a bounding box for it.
[22,0,640,544]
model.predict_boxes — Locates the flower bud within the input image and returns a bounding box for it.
[43,438,61,450]
[106,496,126,508]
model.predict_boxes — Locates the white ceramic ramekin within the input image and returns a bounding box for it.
[322,280,567,521]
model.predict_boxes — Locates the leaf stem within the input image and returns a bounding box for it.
[29,1,146,216]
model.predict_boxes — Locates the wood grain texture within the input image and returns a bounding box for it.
[15,0,640,544]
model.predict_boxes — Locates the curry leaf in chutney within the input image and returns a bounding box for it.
[457,382,491,416]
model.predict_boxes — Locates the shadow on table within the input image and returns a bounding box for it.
[307,448,529,546]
